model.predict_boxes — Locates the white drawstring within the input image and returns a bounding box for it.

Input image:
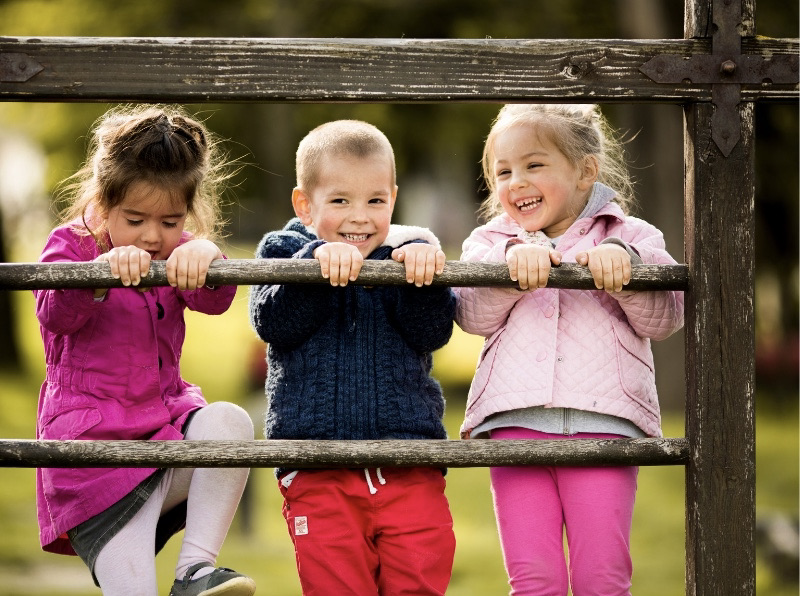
[364,468,377,494]
[364,468,387,495]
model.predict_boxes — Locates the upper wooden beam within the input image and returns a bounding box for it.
[1,36,796,103]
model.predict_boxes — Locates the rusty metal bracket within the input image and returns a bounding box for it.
[640,0,799,156]
[0,52,43,83]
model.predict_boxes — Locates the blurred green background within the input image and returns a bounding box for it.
[0,0,797,594]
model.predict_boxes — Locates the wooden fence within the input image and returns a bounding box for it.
[1,0,798,593]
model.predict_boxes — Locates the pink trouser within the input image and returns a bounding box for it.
[489,428,638,596]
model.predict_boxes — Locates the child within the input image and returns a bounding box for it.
[34,105,256,596]
[455,104,684,595]
[249,120,456,595]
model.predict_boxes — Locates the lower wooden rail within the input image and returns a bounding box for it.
[0,438,689,468]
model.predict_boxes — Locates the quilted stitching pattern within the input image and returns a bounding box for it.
[455,204,684,438]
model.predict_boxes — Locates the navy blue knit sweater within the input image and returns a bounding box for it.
[249,218,455,444]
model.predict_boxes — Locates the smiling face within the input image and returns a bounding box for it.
[292,151,397,258]
[492,122,596,238]
[104,181,188,260]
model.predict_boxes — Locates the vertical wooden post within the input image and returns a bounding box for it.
[684,3,756,594]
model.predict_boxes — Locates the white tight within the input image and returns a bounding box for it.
[93,402,254,596]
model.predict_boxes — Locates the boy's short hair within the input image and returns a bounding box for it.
[295,120,396,192]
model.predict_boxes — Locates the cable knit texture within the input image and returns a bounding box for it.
[455,199,684,439]
[249,218,455,451]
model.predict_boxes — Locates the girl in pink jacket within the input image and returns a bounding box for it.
[456,104,684,596]
[35,106,255,596]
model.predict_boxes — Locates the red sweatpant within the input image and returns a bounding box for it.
[278,467,455,595]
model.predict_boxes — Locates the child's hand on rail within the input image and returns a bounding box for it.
[166,239,223,291]
[506,243,561,291]
[575,244,631,293]
[392,243,445,287]
[313,242,364,286]
[94,246,151,298]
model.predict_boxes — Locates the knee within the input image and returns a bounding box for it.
[190,402,254,441]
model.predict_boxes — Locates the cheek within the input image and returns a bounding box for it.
[163,229,184,252]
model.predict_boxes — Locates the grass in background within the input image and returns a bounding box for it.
[1,275,797,595]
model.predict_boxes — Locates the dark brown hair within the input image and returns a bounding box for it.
[58,105,231,251]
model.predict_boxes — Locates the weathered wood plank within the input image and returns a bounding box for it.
[683,102,756,594]
[0,36,796,102]
[0,259,689,291]
[0,438,689,469]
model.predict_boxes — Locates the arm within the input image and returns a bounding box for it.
[381,280,456,353]
[248,231,336,351]
[175,239,237,314]
[35,227,103,335]
[603,220,685,341]
[454,229,527,338]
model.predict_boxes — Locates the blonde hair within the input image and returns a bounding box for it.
[295,120,396,192]
[479,104,635,221]
[57,104,232,251]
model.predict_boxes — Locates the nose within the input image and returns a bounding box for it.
[139,221,161,246]
[349,204,369,223]
[509,169,527,190]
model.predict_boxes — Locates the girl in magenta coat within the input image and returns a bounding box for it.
[34,106,255,596]
[455,104,684,596]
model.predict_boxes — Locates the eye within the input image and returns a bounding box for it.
[330,197,347,204]
[496,168,510,178]
[163,221,179,229]
[527,162,542,170]
[369,197,387,204]
[126,219,143,226]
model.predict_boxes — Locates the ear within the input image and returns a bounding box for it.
[291,188,313,225]
[577,156,599,191]
[389,185,398,211]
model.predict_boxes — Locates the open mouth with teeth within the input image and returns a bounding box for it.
[342,233,371,243]
[515,197,543,212]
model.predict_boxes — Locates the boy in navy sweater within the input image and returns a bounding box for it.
[249,120,456,595]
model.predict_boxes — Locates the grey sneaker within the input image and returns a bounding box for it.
[169,563,256,596]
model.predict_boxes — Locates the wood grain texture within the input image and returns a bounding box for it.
[0,438,689,469]
[684,101,756,595]
[0,259,690,291]
[0,36,796,102]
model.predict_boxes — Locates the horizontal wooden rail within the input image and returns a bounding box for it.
[1,36,796,103]
[0,438,689,468]
[0,259,689,291]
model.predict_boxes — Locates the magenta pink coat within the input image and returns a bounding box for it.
[34,223,236,555]
[455,203,684,439]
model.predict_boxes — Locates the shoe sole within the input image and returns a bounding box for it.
[198,577,257,596]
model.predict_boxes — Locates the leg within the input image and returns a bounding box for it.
[559,435,638,596]
[166,402,254,580]
[374,468,455,596]
[93,475,172,596]
[490,428,569,596]
[279,469,379,595]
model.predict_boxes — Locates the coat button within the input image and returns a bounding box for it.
[579,229,586,235]
[557,356,564,362]
[156,302,165,320]
[545,306,555,318]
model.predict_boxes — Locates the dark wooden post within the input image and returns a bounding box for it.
[684,1,756,593]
